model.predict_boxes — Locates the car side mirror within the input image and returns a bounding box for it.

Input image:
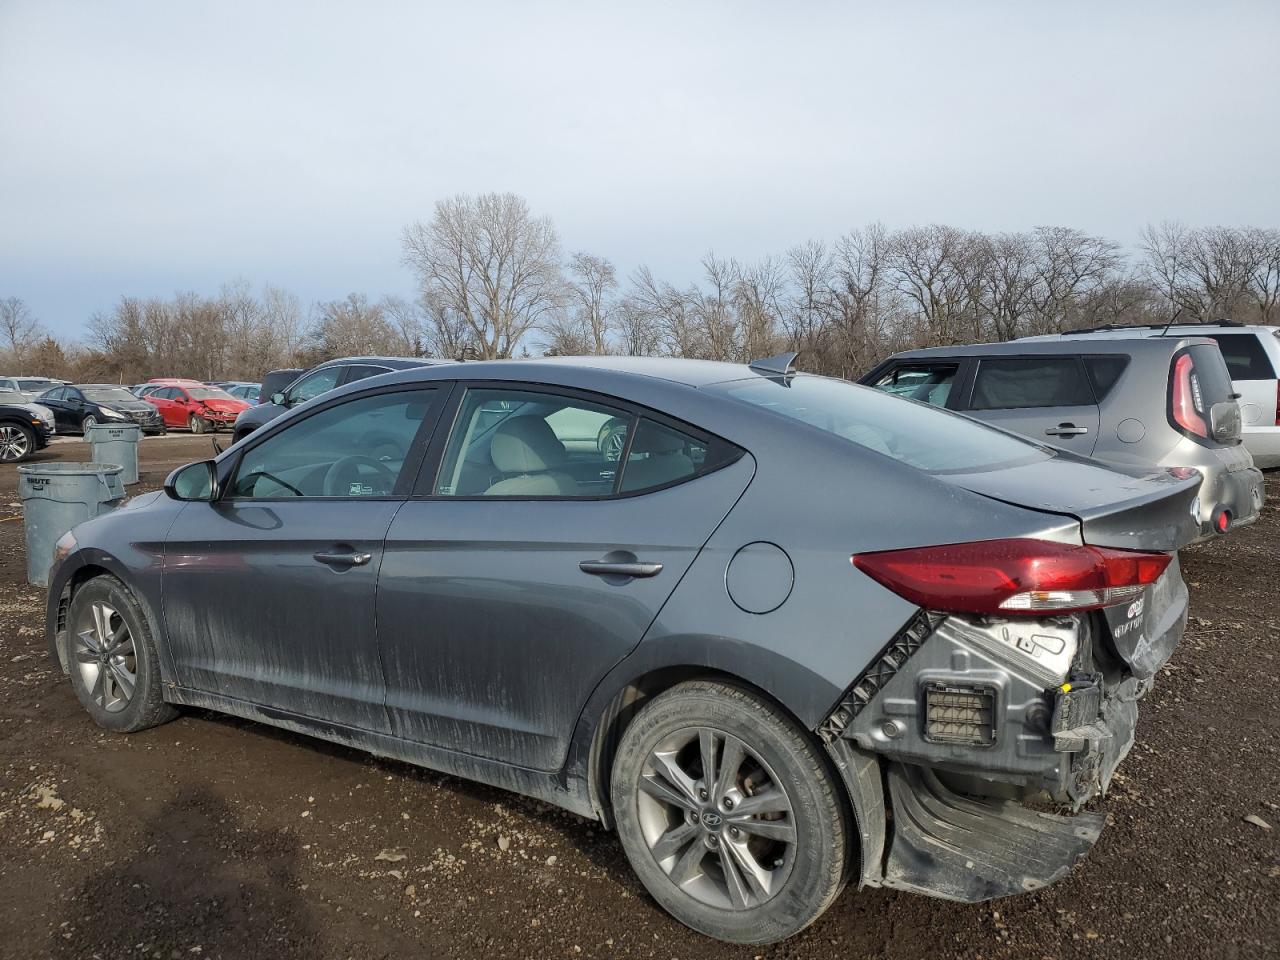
[1209,400,1242,444]
[272,392,287,406]
[164,460,219,502]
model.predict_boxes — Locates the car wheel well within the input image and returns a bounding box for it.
[586,666,818,829]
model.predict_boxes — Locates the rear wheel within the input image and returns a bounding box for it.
[188,414,207,434]
[611,681,850,944]
[0,422,34,462]
[66,576,177,733]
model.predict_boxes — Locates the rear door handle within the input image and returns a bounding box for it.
[313,550,372,567]
[579,560,663,578]
[1045,424,1089,437]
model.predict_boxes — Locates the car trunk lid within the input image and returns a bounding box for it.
[939,456,1202,552]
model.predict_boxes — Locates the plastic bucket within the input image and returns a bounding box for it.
[85,422,142,484]
[16,462,126,586]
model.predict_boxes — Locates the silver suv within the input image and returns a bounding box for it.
[861,336,1265,540]
[1021,322,1280,468]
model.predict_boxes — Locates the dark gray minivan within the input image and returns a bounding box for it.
[862,337,1265,540]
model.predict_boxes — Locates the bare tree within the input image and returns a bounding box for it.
[0,297,43,363]
[401,193,566,359]
[566,252,617,355]
[309,293,402,358]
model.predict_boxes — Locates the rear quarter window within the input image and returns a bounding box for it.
[1083,356,1130,400]
[1205,334,1276,380]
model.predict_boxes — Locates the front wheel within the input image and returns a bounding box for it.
[80,414,98,433]
[0,422,35,462]
[188,414,207,434]
[66,575,178,733]
[611,681,851,944]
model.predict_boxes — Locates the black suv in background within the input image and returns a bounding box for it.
[231,356,453,443]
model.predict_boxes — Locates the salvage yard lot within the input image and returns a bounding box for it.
[0,436,1277,960]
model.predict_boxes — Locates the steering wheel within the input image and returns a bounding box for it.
[321,455,397,497]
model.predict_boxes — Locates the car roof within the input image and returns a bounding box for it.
[884,336,1216,361]
[1020,322,1278,339]
[313,356,451,370]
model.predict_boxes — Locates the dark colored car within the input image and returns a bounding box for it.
[145,384,250,433]
[37,384,165,434]
[47,355,1201,943]
[231,357,449,442]
[0,394,54,462]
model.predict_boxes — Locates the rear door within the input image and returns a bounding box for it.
[41,387,73,430]
[376,383,754,770]
[961,355,1100,455]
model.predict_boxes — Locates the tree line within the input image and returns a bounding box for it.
[3,194,1279,385]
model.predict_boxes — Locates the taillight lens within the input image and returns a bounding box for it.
[1170,353,1208,438]
[852,538,1171,616]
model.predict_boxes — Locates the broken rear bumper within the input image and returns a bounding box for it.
[883,763,1103,902]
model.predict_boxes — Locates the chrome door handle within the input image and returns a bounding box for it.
[579,560,663,578]
[313,550,372,567]
[1045,424,1089,437]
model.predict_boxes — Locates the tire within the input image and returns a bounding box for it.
[611,680,851,944]
[65,575,178,734]
[188,414,207,435]
[80,414,98,433]
[0,422,35,462]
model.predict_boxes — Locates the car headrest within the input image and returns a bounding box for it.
[490,416,566,473]
[631,425,686,455]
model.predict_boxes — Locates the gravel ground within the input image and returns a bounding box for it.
[0,435,1277,960]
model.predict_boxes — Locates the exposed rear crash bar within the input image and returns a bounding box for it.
[883,763,1104,902]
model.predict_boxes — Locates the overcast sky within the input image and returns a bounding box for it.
[3,0,1278,340]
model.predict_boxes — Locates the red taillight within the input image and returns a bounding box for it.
[852,538,1171,616]
[1170,353,1207,438]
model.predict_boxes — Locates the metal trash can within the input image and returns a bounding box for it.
[16,462,126,586]
[84,422,142,484]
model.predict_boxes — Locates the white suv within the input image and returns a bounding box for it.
[1021,322,1280,468]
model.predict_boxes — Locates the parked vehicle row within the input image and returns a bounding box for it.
[36,384,166,436]
[47,352,1212,942]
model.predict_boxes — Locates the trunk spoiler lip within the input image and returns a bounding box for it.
[965,474,1202,553]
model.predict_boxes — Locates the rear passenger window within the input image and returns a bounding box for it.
[1083,356,1130,400]
[1206,334,1275,380]
[343,364,392,385]
[869,363,959,407]
[970,358,1094,410]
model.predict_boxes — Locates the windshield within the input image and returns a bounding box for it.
[18,379,57,391]
[715,375,1050,473]
[82,387,138,403]
[186,387,237,401]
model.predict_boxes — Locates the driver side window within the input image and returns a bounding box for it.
[230,389,436,499]
[285,367,342,406]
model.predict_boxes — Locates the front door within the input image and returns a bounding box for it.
[963,356,1100,455]
[376,385,754,770]
[161,385,442,731]
[147,388,184,428]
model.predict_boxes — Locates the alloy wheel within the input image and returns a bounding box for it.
[636,726,798,910]
[0,425,30,461]
[72,601,137,713]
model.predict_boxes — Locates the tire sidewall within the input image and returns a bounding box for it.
[611,683,849,944]
[66,576,166,733]
[188,415,205,434]
[81,415,97,433]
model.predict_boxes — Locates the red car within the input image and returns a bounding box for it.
[145,382,250,433]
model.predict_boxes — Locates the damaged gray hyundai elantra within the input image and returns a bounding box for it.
[45,353,1202,943]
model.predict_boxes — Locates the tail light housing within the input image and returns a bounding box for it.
[852,538,1171,616]
[1170,352,1208,439]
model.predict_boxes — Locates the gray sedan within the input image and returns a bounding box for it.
[45,355,1201,943]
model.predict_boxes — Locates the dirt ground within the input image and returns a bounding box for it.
[0,434,1276,960]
